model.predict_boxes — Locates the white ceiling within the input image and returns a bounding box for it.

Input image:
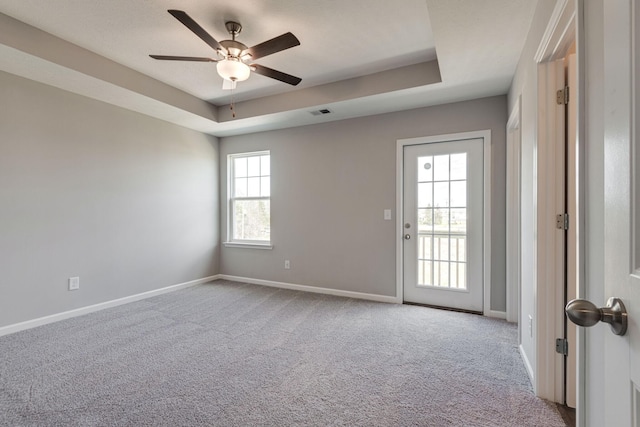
[0,0,538,137]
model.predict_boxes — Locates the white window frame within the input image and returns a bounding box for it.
[224,151,272,249]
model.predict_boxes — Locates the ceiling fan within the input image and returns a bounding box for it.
[150,9,302,90]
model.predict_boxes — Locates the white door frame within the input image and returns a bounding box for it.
[532,0,580,405]
[396,130,492,316]
[506,99,522,324]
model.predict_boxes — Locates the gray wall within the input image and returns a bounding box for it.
[220,95,508,311]
[0,70,220,328]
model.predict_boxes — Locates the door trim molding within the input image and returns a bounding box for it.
[506,98,522,324]
[396,130,492,315]
[533,0,578,406]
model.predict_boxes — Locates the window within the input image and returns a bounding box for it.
[227,151,271,247]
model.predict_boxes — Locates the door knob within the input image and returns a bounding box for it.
[404,234,411,240]
[565,297,628,336]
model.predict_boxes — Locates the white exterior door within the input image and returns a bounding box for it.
[582,0,639,424]
[402,136,484,312]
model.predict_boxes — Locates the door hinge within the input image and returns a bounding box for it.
[556,213,569,230]
[556,338,568,355]
[556,86,569,105]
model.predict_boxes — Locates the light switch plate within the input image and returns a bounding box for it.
[384,209,392,220]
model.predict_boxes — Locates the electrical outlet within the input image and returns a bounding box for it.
[528,315,533,337]
[284,260,290,270]
[68,277,80,291]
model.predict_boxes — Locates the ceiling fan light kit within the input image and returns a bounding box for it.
[217,58,251,82]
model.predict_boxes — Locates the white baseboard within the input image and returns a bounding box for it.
[519,344,535,384]
[0,275,220,337]
[218,274,399,304]
[488,310,507,320]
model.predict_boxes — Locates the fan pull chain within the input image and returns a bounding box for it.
[230,84,236,119]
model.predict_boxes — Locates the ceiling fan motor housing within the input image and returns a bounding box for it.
[219,40,249,59]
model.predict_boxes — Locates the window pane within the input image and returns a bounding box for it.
[234,178,247,197]
[261,177,270,197]
[234,157,247,178]
[247,177,260,197]
[233,199,270,241]
[450,153,467,180]
[433,155,450,181]
[247,156,261,177]
[418,156,433,182]
[450,181,466,207]
[261,155,270,176]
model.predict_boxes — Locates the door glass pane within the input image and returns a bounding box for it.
[450,208,467,233]
[419,235,432,259]
[414,150,468,290]
[418,260,432,286]
[450,262,467,289]
[433,182,450,208]
[418,209,433,232]
[418,183,433,208]
[450,181,466,207]
[433,208,449,233]
[418,156,433,182]
[456,263,466,289]
[451,263,459,288]
[434,235,450,261]
[433,155,450,181]
[433,261,450,287]
[450,153,467,180]
[450,234,466,262]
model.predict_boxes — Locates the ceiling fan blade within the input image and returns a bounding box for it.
[167,9,223,52]
[251,64,302,86]
[149,55,218,62]
[246,32,300,60]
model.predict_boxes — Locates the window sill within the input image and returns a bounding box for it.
[223,242,273,250]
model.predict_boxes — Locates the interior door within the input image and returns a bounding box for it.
[582,1,639,424]
[600,1,640,423]
[403,138,484,312]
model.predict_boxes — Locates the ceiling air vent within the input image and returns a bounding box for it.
[309,108,332,116]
